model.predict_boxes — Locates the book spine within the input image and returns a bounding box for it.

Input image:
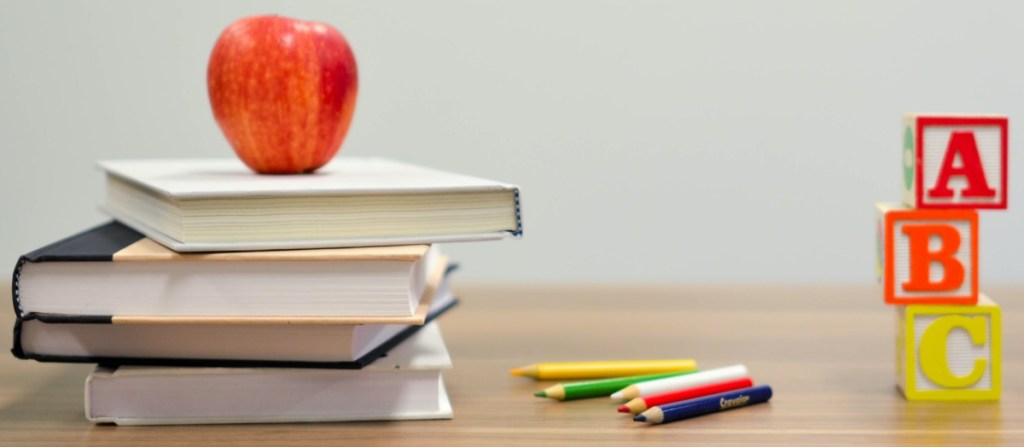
[9,307,26,359]
[10,257,25,358]
[12,221,144,317]
[513,187,524,237]
[11,257,26,319]
[11,312,117,360]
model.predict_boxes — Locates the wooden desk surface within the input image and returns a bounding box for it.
[1,283,1020,446]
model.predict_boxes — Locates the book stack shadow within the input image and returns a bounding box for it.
[10,158,522,425]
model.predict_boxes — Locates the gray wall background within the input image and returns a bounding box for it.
[2,1,1022,283]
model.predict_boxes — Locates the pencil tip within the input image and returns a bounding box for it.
[617,406,629,413]
[610,392,623,399]
[633,415,647,422]
[534,390,547,398]
[509,368,523,377]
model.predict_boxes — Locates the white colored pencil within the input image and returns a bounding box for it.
[610,364,749,400]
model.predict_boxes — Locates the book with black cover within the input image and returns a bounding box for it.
[12,293,457,369]
[13,221,446,320]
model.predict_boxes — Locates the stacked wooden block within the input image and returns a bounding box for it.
[876,114,1006,401]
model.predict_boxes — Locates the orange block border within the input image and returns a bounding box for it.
[884,209,978,305]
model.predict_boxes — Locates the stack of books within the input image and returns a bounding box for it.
[10,157,522,425]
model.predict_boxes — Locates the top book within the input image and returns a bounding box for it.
[99,157,523,251]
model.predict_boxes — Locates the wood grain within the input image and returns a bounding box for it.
[1,283,1020,446]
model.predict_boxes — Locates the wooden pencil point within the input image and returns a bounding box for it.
[508,364,540,379]
[533,390,547,398]
[621,399,647,414]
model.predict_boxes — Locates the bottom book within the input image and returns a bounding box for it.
[85,323,453,425]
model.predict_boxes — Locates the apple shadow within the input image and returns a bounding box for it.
[156,169,332,180]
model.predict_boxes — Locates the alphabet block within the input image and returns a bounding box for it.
[876,203,977,305]
[896,294,1001,401]
[902,114,1008,209]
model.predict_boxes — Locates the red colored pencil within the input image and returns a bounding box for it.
[617,377,754,414]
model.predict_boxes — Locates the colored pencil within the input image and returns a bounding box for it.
[618,377,754,413]
[510,359,697,380]
[535,371,697,401]
[610,364,748,400]
[634,385,773,424]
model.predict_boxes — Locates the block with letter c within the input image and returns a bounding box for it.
[896,295,1001,401]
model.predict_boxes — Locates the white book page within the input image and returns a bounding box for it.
[85,324,453,424]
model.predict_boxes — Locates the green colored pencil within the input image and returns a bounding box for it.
[534,370,698,401]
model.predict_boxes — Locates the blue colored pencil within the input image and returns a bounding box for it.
[634,385,772,424]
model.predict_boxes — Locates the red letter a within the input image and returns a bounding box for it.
[928,131,996,198]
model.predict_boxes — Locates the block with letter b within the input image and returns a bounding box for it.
[902,114,1008,209]
[876,203,977,305]
[896,294,1001,401]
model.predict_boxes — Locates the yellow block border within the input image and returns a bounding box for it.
[902,296,1001,401]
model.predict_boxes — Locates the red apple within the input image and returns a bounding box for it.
[207,15,358,174]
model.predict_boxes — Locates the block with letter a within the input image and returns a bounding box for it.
[895,294,1001,401]
[902,114,1008,209]
[876,203,978,305]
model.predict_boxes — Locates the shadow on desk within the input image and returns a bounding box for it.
[0,364,90,426]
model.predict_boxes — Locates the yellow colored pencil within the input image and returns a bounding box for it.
[509,359,697,380]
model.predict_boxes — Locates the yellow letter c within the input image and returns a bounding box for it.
[919,315,987,388]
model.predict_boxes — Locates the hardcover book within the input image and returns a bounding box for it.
[13,222,446,320]
[12,267,458,369]
[98,157,523,251]
[85,323,454,425]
